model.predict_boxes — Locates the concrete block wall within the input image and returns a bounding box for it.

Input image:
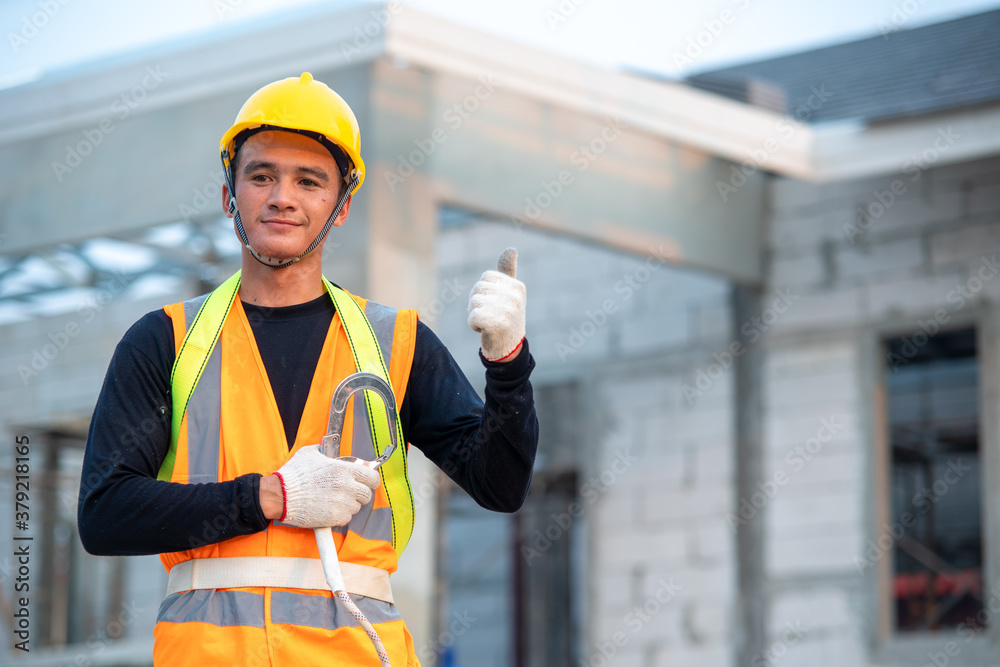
[430,214,735,666]
[0,286,190,657]
[761,153,1000,666]
[442,493,512,667]
[0,285,190,427]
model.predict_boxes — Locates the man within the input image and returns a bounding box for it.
[78,72,538,666]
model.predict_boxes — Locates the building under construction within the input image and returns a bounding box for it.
[1,4,999,666]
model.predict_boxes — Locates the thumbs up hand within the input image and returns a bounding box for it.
[468,248,526,362]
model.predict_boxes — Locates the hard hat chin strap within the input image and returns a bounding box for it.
[223,149,359,270]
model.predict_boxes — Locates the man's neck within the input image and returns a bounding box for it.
[238,251,326,307]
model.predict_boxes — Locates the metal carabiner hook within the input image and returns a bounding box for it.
[319,371,398,469]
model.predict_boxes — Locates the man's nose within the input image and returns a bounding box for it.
[267,178,297,209]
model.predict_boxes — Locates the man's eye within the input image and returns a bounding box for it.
[301,179,318,187]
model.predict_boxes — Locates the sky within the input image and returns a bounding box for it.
[3,0,1000,87]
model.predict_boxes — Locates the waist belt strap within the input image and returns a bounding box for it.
[166,557,394,604]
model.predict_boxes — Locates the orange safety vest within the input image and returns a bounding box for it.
[153,274,420,666]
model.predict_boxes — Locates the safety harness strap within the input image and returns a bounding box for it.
[166,556,393,603]
[324,279,414,557]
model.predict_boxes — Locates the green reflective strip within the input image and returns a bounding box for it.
[160,271,415,558]
[342,301,399,543]
[324,279,415,557]
[158,271,242,482]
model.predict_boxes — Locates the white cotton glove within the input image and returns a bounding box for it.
[468,247,526,361]
[274,444,381,528]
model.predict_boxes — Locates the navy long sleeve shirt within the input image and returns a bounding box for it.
[77,293,538,556]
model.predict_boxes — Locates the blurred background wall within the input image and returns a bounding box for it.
[1,2,999,666]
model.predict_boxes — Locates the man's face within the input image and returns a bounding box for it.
[224,130,348,261]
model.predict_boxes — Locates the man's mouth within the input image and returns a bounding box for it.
[262,219,300,228]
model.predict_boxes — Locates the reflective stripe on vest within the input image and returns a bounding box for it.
[157,270,414,555]
[156,589,402,629]
[157,590,265,628]
[180,293,223,484]
[158,272,240,484]
[324,278,413,556]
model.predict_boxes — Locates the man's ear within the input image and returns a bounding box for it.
[333,194,352,227]
[223,183,237,218]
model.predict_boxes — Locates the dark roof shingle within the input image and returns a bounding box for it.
[684,9,1000,124]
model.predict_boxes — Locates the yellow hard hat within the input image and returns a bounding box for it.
[220,72,365,194]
